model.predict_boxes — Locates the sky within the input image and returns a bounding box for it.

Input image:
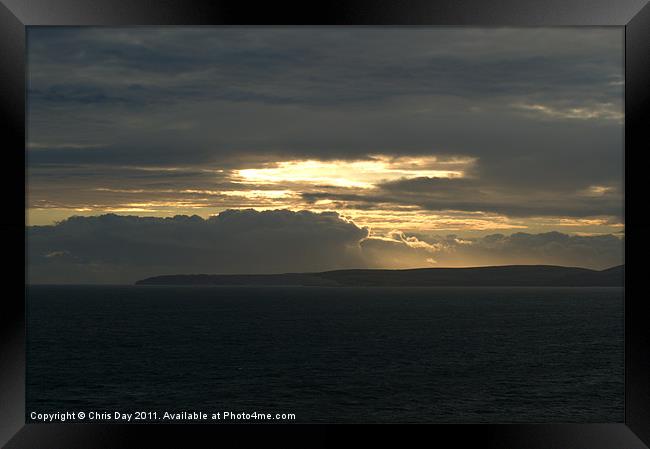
[26,27,624,283]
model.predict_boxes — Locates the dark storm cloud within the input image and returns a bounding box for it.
[27,210,369,283]
[27,210,623,284]
[379,176,623,218]
[28,28,621,107]
[302,175,623,219]
[27,27,623,225]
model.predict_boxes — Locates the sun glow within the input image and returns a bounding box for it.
[234,155,475,189]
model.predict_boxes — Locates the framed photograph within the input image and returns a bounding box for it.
[2,0,649,447]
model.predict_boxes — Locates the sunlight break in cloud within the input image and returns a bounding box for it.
[234,155,476,189]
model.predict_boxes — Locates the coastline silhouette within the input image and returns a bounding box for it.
[136,264,624,287]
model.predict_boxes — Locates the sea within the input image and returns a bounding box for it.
[26,285,624,423]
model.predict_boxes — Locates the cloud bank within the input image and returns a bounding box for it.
[28,210,623,284]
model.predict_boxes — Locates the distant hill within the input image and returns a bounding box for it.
[136,264,624,287]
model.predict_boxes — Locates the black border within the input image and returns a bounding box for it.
[2,1,649,447]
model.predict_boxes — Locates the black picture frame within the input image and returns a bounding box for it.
[1,0,648,447]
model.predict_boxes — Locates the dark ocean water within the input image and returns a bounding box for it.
[27,285,623,423]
